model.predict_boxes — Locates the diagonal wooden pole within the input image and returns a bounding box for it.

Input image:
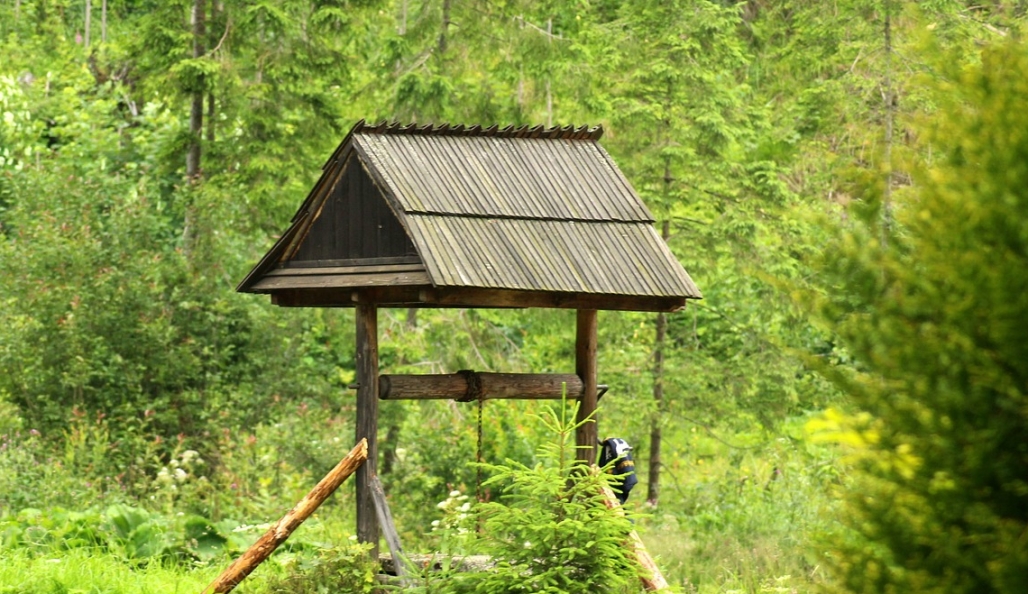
[203,439,368,594]
[599,479,671,592]
[370,474,414,587]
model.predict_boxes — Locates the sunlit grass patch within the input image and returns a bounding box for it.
[0,548,217,594]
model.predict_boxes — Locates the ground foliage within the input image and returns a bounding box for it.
[1,1,1027,592]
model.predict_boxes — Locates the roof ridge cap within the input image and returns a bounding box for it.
[402,211,654,224]
[352,120,603,140]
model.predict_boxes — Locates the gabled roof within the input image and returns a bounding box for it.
[238,120,701,312]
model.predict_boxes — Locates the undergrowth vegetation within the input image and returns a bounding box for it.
[0,395,841,593]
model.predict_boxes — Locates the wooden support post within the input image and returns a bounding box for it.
[204,439,368,594]
[575,309,598,465]
[356,304,379,556]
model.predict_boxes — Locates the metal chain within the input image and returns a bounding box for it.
[476,394,484,503]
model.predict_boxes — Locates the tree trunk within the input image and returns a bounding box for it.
[545,18,553,127]
[186,0,206,182]
[84,0,91,48]
[101,0,106,43]
[647,186,672,506]
[381,423,400,475]
[437,0,450,54]
[882,0,894,247]
[205,0,217,143]
[206,92,216,142]
[648,307,666,506]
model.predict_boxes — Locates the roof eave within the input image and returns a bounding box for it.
[265,285,695,312]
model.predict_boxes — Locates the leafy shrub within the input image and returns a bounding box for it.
[261,542,380,594]
[0,503,258,563]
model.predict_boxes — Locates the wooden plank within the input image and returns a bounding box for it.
[356,304,380,556]
[575,309,598,465]
[283,256,423,268]
[379,373,585,401]
[269,286,688,312]
[265,264,426,277]
[369,475,413,587]
[433,288,687,312]
[203,440,368,594]
[599,481,671,592]
[251,271,431,290]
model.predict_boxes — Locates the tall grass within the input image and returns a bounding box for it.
[635,416,840,593]
[0,548,217,594]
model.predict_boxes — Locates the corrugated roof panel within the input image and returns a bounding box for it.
[476,137,557,219]
[538,141,599,219]
[242,121,699,306]
[531,220,590,292]
[354,132,653,222]
[406,215,699,298]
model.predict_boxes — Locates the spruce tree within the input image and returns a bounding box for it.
[815,39,1028,594]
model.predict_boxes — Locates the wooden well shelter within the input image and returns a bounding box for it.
[238,120,701,553]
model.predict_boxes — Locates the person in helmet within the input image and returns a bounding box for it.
[599,437,638,504]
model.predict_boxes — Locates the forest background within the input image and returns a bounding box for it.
[1,1,1026,593]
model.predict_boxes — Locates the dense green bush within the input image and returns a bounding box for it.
[813,39,1028,594]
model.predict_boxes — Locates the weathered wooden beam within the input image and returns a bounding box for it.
[204,439,368,594]
[575,309,598,465]
[599,481,671,592]
[379,373,585,401]
[252,270,430,291]
[356,304,380,556]
[268,286,688,312]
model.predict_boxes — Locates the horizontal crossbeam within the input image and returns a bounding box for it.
[378,372,606,402]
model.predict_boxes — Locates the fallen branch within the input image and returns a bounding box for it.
[203,439,369,594]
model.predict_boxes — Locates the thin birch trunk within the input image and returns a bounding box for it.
[84,0,91,48]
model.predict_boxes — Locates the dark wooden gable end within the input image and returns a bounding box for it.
[290,154,417,264]
[239,120,701,312]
